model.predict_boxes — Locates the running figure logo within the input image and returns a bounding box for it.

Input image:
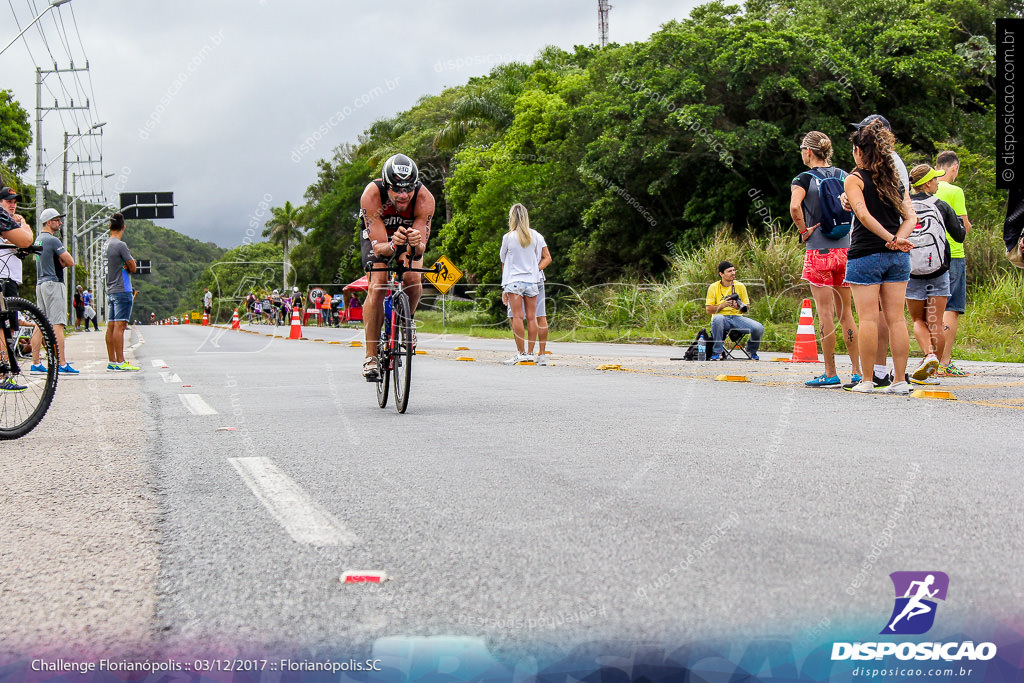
[881,571,949,635]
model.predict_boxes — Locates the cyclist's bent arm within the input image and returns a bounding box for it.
[359,184,398,261]
[408,191,435,260]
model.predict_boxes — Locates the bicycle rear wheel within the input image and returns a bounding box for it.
[375,337,390,409]
[0,297,59,440]
[391,292,414,413]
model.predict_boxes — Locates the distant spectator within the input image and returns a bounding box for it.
[500,203,543,365]
[349,294,362,309]
[321,291,333,326]
[30,208,78,375]
[82,289,98,331]
[507,226,552,364]
[842,120,915,394]
[906,164,966,385]
[104,212,139,371]
[74,285,85,331]
[933,151,972,377]
[790,131,861,387]
[203,287,213,317]
[1006,188,1024,268]
[705,261,763,360]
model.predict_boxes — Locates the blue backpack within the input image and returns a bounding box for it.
[805,168,853,239]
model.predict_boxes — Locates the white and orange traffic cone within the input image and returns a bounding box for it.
[231,308,240,330]
[788,298,820,363]
[202,311,209,326]
[288,306,302,340]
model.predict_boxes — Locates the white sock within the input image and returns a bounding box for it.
[874,364,888,378]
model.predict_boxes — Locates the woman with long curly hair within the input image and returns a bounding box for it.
[843,120,916,394]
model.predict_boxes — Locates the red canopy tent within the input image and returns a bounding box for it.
[341,276,367,322]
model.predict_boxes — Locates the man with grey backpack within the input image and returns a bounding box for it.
[905,164,966,385]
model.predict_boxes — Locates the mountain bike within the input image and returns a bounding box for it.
[367,247,439,414]
[0,244,59,440]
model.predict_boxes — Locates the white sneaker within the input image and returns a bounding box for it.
[911,353,940,382]
[909,375,940,386]
[521,353,536,363]
[536,354,548,366]
[503,353,525,365]
[851,381,876,393]
[885,381,911,395]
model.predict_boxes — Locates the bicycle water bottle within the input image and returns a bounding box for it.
[697,336,706,361]
[383,296,393,336]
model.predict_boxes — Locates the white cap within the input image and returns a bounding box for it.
[40,208,64,223]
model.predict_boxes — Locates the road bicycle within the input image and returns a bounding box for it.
[367,247,439,414]
[0,244,60,440]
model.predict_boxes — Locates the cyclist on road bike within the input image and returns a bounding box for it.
[359,153,435,379]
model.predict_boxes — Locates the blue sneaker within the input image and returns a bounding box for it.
[709,353,722,361]
[58,363,80,375]
[29,363,47,374]
[850,373,862,384]
[806,373,840,387]
[749,352,760,361]
[0,376,27,392]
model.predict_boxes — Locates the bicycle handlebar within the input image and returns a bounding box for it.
[366,243,442,275]
[0,244,42,257]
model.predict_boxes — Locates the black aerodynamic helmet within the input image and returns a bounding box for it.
[381,153,419,191]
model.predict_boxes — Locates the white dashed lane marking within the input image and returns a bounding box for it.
[178,394,218,415]
[228,457,359,547]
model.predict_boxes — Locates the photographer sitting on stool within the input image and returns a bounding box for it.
[705,261,764,360]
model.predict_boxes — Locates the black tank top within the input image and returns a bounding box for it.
[848,169,904,259]
[361,179,421,237]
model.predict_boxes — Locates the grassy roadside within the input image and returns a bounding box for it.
[417,225,1024,363]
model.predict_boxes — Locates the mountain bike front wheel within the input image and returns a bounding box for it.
[0,297,59,440]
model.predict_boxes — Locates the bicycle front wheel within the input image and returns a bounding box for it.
[391,292,414,413]
[0,297,59,440]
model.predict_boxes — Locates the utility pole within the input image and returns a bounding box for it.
[35,63,89,230]
[598,0,611,48]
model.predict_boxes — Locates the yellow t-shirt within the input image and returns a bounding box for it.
[934,181,967,259]
[706,281,749,316]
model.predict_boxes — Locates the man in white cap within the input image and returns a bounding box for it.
[30,208,78,375]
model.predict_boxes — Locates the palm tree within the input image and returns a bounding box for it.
[263,201,305,290]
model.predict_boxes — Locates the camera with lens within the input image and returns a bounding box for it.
[724,293,749,313]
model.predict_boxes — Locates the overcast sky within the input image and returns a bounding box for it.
[4,1,701,249]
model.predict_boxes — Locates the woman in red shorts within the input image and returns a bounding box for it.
[790,131,861,387]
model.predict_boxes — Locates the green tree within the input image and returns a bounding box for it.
[0,90,31,175]
[263,201,305,290]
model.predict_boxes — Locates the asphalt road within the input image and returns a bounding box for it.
[3,323,1022,665]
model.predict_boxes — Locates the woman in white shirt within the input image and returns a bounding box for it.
[500,203,543,365]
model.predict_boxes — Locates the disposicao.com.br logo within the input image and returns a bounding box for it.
[832,571,997,663]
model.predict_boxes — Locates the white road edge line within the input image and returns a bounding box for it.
[178,394,218,415]
[228,457,359,547]
[160,371,183,383]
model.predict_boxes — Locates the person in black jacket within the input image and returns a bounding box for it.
[905,164,966,385]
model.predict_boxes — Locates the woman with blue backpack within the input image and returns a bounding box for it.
[790,131,862,388]
[905,164,967,385]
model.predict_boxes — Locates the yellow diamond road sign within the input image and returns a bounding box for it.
[425,255,463,294]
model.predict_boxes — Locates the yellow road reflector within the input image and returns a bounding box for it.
[313,338,324,342]
[328,341,342,345]
[454,346,469,350]
[716,374,749,382]
[912,389,957,401]
[456,357,475,361]
[771,357,790,362]
[519,361,536,366]
[349,341,363,347]
[415,350,427,355]
[597,364,621,370]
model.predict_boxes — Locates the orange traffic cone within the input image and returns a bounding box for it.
[183,314,189,324]
[789,298,820,362]
[202,311,209,326]
[173,317,178,325]
[231,308,240,330]
[288,306,302,340]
